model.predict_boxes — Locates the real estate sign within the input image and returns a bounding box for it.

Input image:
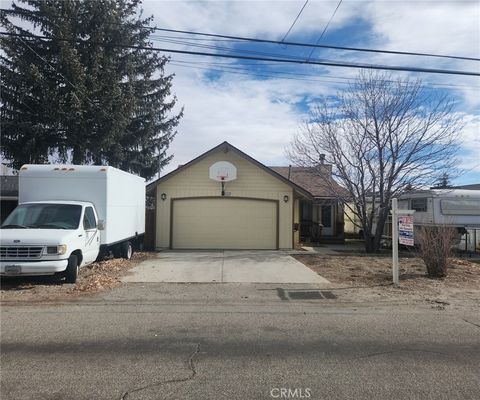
[398,216,414,246]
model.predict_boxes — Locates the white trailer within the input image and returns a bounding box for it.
[1,165,145,282]
[398,189,480,250]
[398,189,480,227]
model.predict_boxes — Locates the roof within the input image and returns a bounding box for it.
[400,188,480,199]
[269,166,347,198]
[454,183,480,190]
[19,164,144,182]
[0,175,18,198]
[147,141,313,199]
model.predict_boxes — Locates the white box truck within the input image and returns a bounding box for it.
[0,165,145,283]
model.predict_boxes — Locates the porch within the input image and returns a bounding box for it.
[299,198,344,244]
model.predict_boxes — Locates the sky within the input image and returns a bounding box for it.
[139,0,480,185]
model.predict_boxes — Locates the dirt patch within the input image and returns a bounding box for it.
[1,252,155,303]
[293,254,480,307]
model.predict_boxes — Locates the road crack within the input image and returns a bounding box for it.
[463,319,480,328]
[119,343,200,400]
[350,348,451,360]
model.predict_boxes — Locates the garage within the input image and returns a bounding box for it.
[171,197,278,249]
[147,142,312,250]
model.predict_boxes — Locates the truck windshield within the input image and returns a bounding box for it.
[1,204,82,230]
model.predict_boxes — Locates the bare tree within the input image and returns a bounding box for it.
[287,71,462,252]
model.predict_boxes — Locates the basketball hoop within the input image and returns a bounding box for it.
[209,161,237,196]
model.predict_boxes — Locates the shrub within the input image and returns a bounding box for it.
[416,226,457,278]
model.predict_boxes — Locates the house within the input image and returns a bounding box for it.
[270,165,345,243]
[146,141,344,250]
[0,175,18,223]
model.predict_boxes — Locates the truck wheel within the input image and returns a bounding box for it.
[65,254,79,284]
[122,241,133,260]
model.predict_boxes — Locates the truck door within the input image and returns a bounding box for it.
[82,206,100,265]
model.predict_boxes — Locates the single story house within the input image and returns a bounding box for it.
[270,165,345,243]
[146,141,344,250]
[0,175,19,223]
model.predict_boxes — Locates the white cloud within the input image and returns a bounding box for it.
[142,0,359,38]
[365,1,479,58]
[141,0,480,180]
[162,65,333,173]
[458,114,480,171]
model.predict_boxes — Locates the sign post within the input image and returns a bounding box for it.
[390,198,415,286]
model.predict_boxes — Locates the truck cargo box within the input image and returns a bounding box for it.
[19,165,145,246]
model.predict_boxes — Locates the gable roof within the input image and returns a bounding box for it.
[147,141,312,199]
[270,166,347,198]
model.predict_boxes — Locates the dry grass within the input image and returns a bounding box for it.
[293,254,480,306]
[1,252,155,303]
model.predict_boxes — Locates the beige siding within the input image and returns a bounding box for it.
[172,198,277,249]
[344,202,360,234]
[293,197,300,247]
[156,150,294,249]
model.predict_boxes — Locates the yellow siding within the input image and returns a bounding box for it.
[156,150,294,249]
[293,197,300,247]
[344,202,360,234]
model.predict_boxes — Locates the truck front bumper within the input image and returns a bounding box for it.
[0,259,68,276]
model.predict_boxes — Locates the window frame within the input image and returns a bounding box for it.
[410,198,428,212]
[83,207,97,231]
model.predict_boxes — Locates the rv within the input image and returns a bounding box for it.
[398,189,480,250]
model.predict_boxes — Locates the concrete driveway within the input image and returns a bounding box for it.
[122,251,329,284]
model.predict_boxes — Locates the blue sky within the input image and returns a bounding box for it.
[140,0,480,185]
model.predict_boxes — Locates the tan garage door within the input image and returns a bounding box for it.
[171,197,278,249]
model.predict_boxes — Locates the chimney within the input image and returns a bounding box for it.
[287,165,292,180]
[319,154,326,164]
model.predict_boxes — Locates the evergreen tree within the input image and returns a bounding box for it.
[1,0,182,179]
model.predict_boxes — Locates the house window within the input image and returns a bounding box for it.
[411,198,427,212]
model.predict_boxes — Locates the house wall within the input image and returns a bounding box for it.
[155,150,295,249]
[293,197,300,247]
[344,202,362,235]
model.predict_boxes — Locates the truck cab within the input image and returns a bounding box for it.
[0,201,101,283]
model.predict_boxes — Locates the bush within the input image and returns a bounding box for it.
[416,226,457,278]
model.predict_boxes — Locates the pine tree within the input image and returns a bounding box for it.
[0,0,182,180]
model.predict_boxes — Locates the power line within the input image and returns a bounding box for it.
[148,27,480,62]
[170,60,475,89]
[169,59,480,90]
[2,8,478,62]
[148,35,480,83]
[1,31,479,77]
[149,35,308,61]
[281,0,309,42]
[307,0,342,61]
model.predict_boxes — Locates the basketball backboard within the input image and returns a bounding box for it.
[209,161,237,182]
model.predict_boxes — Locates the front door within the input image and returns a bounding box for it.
[321,205,334,236]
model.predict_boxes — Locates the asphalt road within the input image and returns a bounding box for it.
[1,283,479,400]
